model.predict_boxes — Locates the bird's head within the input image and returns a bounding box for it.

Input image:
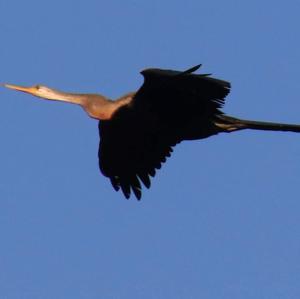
[3,84,61,100]
[3,83,107,119]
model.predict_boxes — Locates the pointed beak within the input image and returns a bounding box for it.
[3,84,36,95]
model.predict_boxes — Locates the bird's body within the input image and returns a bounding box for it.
[4,65,300,199]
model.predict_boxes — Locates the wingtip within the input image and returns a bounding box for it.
[193,64,202,70]
[180,64,202,75]
[133,189,142,200]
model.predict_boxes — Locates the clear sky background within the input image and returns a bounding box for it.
[1,0,300,298]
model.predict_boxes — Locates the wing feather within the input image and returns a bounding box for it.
[98,65,231,199]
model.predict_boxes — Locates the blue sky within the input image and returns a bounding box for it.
[1,0,300,298]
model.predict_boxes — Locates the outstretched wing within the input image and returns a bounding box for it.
[98,104,176,200]
[98,65,231,199]
[136,64,230,126]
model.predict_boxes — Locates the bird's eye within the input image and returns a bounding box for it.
[35,85,41,90]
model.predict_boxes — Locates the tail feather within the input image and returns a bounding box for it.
[216,115,300,133]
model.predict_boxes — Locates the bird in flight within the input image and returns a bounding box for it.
[4,64,300,200]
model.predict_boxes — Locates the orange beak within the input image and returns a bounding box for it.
[3,84,37,95]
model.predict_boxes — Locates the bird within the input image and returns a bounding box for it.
[4,64,300,200]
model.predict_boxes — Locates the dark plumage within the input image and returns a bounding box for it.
[98,65,230,199]
[5,64,300,200]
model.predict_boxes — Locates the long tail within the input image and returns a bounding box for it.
[215,115,300,133]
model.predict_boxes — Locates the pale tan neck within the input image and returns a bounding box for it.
[43,89,87,105]
[4,84,134,121]
[36,88,115,120]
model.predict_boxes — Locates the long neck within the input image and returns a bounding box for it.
[40,89,87,105]
[35,87,117,120]
[45,90,117,120]
[4,84,132,121]
[43,90,135,120]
